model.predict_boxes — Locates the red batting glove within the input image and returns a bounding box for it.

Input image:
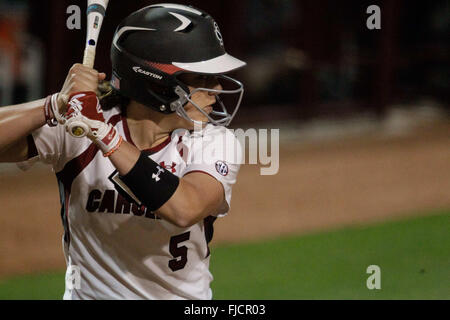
[65,91,123,156]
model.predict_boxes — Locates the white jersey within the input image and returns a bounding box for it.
[28,106,242,300]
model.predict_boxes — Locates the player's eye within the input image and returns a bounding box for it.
[178,73,216,88]
[195,75,208,84]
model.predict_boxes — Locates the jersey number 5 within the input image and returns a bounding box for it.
[169,232,191,272]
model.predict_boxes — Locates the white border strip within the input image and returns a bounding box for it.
[148,3,202,15]
[173,53,246,74]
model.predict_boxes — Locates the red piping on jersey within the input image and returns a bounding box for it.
[203,216,217,259]
[55,113,123,247]
[63,188,71,244]
[56,114,121,191]
[57,113,122,185]
[145,136,172,154]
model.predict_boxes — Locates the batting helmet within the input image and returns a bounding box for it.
[110,3,246,126]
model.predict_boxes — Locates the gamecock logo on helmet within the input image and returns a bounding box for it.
[213,22,224,47]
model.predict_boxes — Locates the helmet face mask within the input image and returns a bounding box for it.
[172,75,244,126]
[110,3,246,126]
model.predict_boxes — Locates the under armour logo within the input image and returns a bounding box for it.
[152,166,165,182]
[160,161,176,173]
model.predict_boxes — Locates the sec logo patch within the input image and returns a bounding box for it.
[215,161,229,176]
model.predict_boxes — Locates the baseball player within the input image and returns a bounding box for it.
[0,4,245,299]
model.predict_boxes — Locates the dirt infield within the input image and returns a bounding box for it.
[0,121,449,278]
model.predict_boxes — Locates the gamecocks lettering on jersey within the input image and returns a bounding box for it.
[85,189,102,212]
[86,189,161,219]
[115,192,131,214]
[98,190,115,212]
[177,135,188,159]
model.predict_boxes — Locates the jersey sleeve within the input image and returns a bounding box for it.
[16,124,65,172]
[19,107,121,172]
[24,123,79,173]
[183,125,243,217]
[30,124,64,168]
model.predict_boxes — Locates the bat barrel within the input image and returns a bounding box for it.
[83,1,109,68]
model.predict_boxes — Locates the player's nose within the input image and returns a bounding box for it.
[208,82,222,95]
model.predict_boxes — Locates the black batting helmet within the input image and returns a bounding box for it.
[110,3,246,126]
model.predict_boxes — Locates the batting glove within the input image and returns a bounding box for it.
[64,91,122,156]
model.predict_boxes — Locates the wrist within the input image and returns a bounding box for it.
[91,123,123,157]
[44,92,67,126]
[43,94,58,127]
[57,93,66,114]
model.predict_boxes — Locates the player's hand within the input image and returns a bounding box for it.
[64,91,122,156]
[58,64,106,115]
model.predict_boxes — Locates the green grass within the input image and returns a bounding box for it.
[0,272,65,300]
[0,210,448,299]
[211,210,450,299]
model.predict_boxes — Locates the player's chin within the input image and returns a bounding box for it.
[203,105,213,113]
[176,106,211,129]
[198,107,213,123]
[191,106,212,120]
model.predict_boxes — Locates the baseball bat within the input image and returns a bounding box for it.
[83,0,109,67]
[68,0,110,137]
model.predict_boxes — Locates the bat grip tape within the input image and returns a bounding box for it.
[87,4,106,16]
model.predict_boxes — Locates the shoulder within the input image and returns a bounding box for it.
[188,124,243,165]
[192,124,240,144]
[205,124,242,152]
[203,123,235,137]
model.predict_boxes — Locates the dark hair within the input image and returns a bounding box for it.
[98,79,180,111]
[98,81,130,111]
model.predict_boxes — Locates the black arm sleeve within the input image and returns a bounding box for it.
[111,152,180,211]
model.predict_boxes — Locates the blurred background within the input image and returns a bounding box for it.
[1,0,448,121]
[0,0,449,299]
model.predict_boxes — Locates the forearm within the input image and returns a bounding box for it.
[156,179,213,227]
[107,142,192,226]
[108,143,212,227]
[0,98,46,153]
[107,140,141,175]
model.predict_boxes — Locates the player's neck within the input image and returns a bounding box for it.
[125,101,174,150]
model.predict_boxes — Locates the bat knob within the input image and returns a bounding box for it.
[68,120,89,138]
